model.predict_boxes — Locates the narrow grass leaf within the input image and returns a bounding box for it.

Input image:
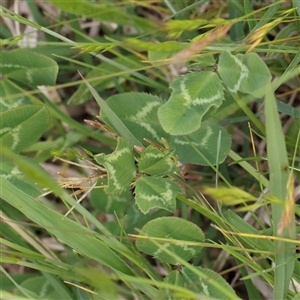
[252,2,280,31]
[1,177,133,275]
[224,210,274,253]
[293,0,300,15]
[265,82,295,299]
[40,94,115,146]
[49,0,157,31]
[138,231,241,299]
[68,56,143,105]
[1,146,140,263]
[80,75,143,147]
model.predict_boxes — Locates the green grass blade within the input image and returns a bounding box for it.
[264,82,295,299]
[273,49,300,90]
[252,1,280,31]
[79,73,143,147]
[229,150,269,189]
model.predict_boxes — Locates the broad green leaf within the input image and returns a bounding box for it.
[157,71,224,135]
[1,177,132,275]
[94,137,136,194]
[0,157,42,197]
[0,105,50,153]
[240,53,271,97]
[125,205,170,235]
[190,54,216,68]
[90,178,131,215]
[68,55,143,105]
[138,146,176,176]
[218,51,248,94]
[135,176,181,214]
[170,123,231,165]
[158,267,239,299]
[0,79,31,113]
[136,217,204,264]
[159,267,239,299]
[101,92,169,145]
[17,276,61,300]
[157,270,188,299]
[1,49,58,87]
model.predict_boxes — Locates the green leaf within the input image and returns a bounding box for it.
[90,178,131,215]
[293,0,300,16]
[265,83,294,299]
[291,292,300,300]
[190,54,216,68]
[240,53,271,97]
[136,217,204,264]
[138,146,176,176]
[218,51,248,94]
[101,92,169,145]
[94,137,136,194]
[135,176,181,214]
[0,105,50,153]
[158,267,240,299]
[1,177,133,275]
[1,290,35,300]
[1,49,58,87]
[171,123,231,165]
[17,276,61,300]
[157,71,224,135]
[0,79,31,113]
[157,270,188,299]
[0,157,42,197]
[181,267,240,300]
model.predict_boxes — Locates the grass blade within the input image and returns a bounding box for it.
[79,72,143,147]
[264,82,295,299]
